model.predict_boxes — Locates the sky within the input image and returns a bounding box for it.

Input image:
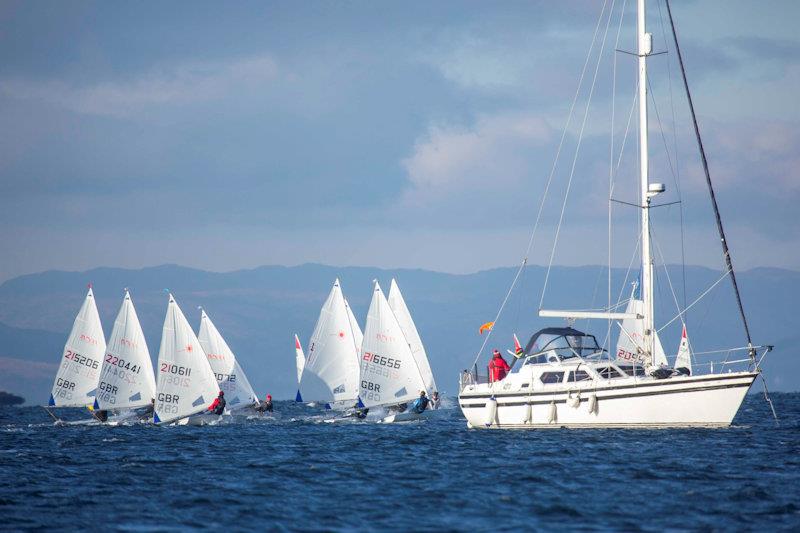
[1,0,799,282]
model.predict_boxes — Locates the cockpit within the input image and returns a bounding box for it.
[520,327,604,366]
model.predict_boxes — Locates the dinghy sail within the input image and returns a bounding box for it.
[154,294,219,424]
[198,308,259,410]
[675,325,693,375]
[95,290,156,411]
[49,287,106,408]
[294,334,305,387]
[358,281,427,409]
[387,278,437,394]
[615,282,668,367]
[298,279,362,407]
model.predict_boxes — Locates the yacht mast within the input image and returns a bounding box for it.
[637,0,656,365]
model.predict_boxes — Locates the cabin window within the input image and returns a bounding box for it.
[540,372,565,384]
[596,366,622,379]
[567,370,592,382]
[617,364,646,377]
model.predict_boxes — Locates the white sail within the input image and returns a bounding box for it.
[615,285,667,366]
[198,309,259,410]
[50,287,107,407]
[298,279,361,406]
[95,290,155,411]
[154,294,220,424]
[294,334,305,385]
[675,324,693,374]
[345,299,364,358]
[359,281,427,409]
[387,278,437,394]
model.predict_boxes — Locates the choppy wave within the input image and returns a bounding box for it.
[1,394,798,530]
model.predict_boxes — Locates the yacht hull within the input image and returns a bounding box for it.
[458,372,757,429]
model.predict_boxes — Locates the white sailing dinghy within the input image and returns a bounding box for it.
[387,279,438,396]
[153,294,220,425]
[293,334,305,401]
[358,281,430,423]
[297,279,362,409]
[457,0,773,429]
[198,308,259,411]
[94,290,156,422]
[48,287,106,420]
[615,282,668,367]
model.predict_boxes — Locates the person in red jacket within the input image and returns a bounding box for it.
[489,349,511,382]
[208,390,226,415]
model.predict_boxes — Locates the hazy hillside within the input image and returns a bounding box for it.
[0,263,797,404]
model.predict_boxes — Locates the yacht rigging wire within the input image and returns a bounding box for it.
[469,0,613,368]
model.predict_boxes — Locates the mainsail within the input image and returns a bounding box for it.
[616,284,668,367]
[49,287,106,407]
[298,279,361,406]
[294,334,305,401]
[359,281,426,409]
[675,324,693,374]
[198,309,259,410]
[387,279,437,394]
[154,294,219,424]
[95,290,156,411]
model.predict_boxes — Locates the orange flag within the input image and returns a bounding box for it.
[479,321,494,335]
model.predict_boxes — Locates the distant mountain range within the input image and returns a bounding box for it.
[0,263,797,404]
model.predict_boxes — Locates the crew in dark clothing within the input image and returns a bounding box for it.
[95,409,109,423]
[256,394,274,413]
[409,391,430,414]
[138,398,155,421]
[353,401,369,419]
[489,349,511,382]
[208,391,226,415]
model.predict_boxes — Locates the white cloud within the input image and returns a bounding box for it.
[0,55,278,118]
[401,112,553,203]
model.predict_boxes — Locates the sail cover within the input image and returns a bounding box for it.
[359,281,426,409]
[387,279,437,394]
[675,324,693,373]
[154,294,219,424]
[198,309,258,410]
[298,279,361,405]
[50,288,107,407]
[95,290,156,411]
[615,295,668,367]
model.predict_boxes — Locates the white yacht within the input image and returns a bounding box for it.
[458,0,773,429]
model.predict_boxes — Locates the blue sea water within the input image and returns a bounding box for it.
[1,393,799,531]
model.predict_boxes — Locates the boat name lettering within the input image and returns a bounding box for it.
[79,334,99,345]
[214,373,236,382]
[207,353,226,360]
[119,337,137,348]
